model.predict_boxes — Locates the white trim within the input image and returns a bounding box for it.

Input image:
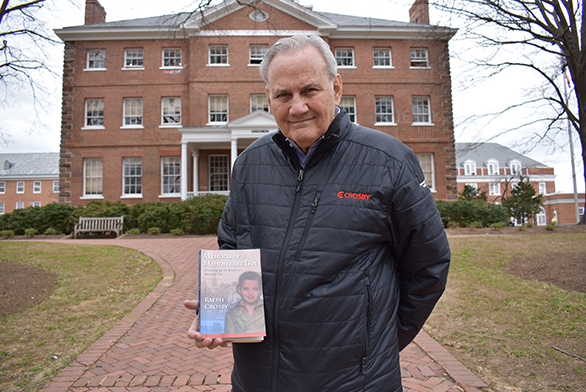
[374,122,397,126]
[412,122,435,126]
[83,68,107,72]
[373,66,394,69]
[82,126,106,130]
[120,125,145,129]
[80,195,105,200]
[121,67,145,71]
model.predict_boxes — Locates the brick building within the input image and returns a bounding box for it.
[456,142,585,225]
[0,153,60,215]
[55,0,458,207]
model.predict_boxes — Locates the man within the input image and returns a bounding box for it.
[225,271,265,334]
[185,34,450,391]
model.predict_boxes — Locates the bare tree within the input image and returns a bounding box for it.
[0,0,76,144]
[433,0,585,223]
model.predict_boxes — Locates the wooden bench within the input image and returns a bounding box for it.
[74,216,124,239]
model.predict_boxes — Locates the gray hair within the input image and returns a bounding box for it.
[260,35,337,87]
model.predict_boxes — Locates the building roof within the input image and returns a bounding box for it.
[455,143,549,169]
[55,0,456,41]
[0,153,60,178]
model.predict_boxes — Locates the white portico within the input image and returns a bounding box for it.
[178,110,279,200]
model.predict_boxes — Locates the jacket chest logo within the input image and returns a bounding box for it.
[336,191,371,200]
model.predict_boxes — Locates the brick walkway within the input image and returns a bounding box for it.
[37,236,489,392]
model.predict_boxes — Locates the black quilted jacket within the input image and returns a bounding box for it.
[217,111,450,392]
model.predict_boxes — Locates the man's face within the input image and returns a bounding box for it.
[237,279,261,305]
[266,45,342,152]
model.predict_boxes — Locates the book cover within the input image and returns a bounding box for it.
[199,249,266,342]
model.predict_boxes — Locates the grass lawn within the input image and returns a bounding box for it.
[0,242,162,392]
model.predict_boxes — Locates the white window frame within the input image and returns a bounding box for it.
[161,157,181,196]
[339,96,356,123]
[375,96,395,125]
[86,49,106,70]
[122,157,143,198]
[53,181,59,193]
[250,94,269,113]
[465,183,478,189]
[410,48,429,68]
[83,158,103,198]
[249,45,268,65]
[123,49,144,69]
[31,201,41,208]
[509,160,522,175]
[15,201,24,210]
[415,153,435,191]
[33,181,41,193]
[536,207,547,226]
[373,48,392,68]
[0,181,4,193]
[412,96,432,125]
[539,182,547,195]
[464,160,476,176]
[487,160,499,175]
[0,202,4,214]
[335,48,355,68]
[208,95,228,124]
[161,97,182,126]
[489,182,501,196]
[122,98,143,128]
[16,181,24,194]
[209,155,229,192]
[161,48,182,68]
[208,45,228,66]
[84,98,105,129]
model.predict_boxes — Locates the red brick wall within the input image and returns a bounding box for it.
[0,179,59,214]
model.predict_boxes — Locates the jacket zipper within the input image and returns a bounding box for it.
[362,276,372,375]
[271,167,306,392]
[295,192,320,261]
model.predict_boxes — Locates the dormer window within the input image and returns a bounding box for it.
[486,159,499,175]
[509,159,522,175]
[464,160,476,176]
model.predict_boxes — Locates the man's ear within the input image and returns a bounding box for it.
[333,74,342,105]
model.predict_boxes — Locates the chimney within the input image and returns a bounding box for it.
[409,0,429,24]
[85,0,106,25]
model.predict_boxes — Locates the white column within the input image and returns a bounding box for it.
[181,141,188,200]
[231,137,238,169]
[193,151,199,196]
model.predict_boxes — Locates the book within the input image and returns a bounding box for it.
[198,249,266,343]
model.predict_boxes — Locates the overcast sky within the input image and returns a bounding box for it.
[0,0,583,194]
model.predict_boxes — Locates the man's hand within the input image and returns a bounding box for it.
[184,300,232,349]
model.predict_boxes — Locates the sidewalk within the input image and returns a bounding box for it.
[38,236,489,392]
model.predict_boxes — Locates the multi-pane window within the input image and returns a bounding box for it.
[85,99,104,127]
[250,94,269,112]
[539,182,547,195]
[209,95,228,123]
[335,48,354,67]
[209,45,228,65]
[489,182,501,196]
[510,161,522,174]
[339,96,356,123]
[32,201,41,207]
[162,97,181,125]
[87,49,106,69]
[0,202,4,214]
[373,48,391,67]
[209,155,229,192]
[84,158,103,196]
[410,48,429,67]
[15,202,24,210]
[536,207,547,226]
[33,181,41,193]
[16,181,24,193]
[466,183,478,189]
[412,96,431,123]
[161,157,181,195]
[464,161,476,176]
[487,160,499,175]
[375,96,394,124]
[123,158,142,196]
[415,153,435,190]
[53,181,59,193]
[123,98,143,126]
[0,182,4,193]
[124,49,144,68]
[249,45,268,65]
[162,48,182,67]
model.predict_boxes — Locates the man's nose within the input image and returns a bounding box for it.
[289,95,309,115]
